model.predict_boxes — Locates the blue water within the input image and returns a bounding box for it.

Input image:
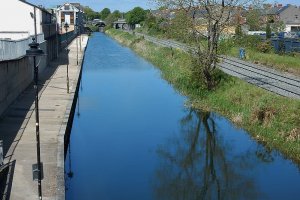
[65,33,300,200]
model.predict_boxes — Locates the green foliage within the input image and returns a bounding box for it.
[219,38,235,54]
[84,6,99,20]
[112,10,122,19]
[125,7,147,25]
[104,10,123,30]
[144,14,167,35]
[100,8,111,20]
[246,9,262,31]
[257,40,272,53]
[235,24,243,37]
[271,21,285,34]
[234,35,262,49]
[87,25,99,32]
[266,23,272,39]
[167,10,192,43]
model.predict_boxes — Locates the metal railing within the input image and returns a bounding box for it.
[0,33,44,61]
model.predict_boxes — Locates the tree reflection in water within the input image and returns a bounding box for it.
[154,110,261,200]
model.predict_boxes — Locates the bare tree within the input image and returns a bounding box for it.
[154,0,261,90]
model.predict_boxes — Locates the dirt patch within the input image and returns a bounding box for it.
[286,128,300,142]
[251,106,276,126]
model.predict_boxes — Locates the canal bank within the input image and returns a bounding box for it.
[106,29,300,164]
[0,35,88,199]
[65,33,300,200]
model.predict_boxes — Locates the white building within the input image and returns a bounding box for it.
[56,3,84,34]
[0,0,45,40]
[0,0,58,62]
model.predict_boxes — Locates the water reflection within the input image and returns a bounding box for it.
[66,33,300,200]
[65,140,74,192]
[155,110,261,200]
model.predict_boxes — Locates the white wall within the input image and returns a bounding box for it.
[0,0,43,39]
[284,24,300,32]
[0,32,30,40]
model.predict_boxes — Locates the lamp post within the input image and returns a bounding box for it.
[79,11,82,52]
[64,22,70,93]
[75,23,79,66]
[27,7,44,200]
[79,24,82,52]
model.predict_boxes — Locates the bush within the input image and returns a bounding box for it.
[266,23,272,39]
[87,25,99,32]
[256,41,273,53]
[234,35,262,49]
[219,38,235,54]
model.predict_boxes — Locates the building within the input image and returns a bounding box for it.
[0,0,58,116]
[277,5,300,32]
[0,0,58,62]
[113,19,128,30]
[56,3,85,34]
[258,4,300,32]
[0,0,45,39]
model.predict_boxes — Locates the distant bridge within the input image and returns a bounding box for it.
[95,21,106,27]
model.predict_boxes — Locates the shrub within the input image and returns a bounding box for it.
[256,41,272,53]
[234,35,262,49]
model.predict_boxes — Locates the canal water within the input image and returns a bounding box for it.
[65,33,300,200]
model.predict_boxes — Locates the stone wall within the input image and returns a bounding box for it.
[0,41,47,117]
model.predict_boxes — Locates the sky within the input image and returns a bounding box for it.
[27,0,300,12]
[27,0,155,12]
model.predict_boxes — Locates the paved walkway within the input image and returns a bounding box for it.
[0,35,88,199]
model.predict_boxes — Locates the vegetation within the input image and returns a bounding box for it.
[100,8,111,20]
[271,20,285,34]
[107,29,300,163]
[155,0,259,90]
[235,24,243,37]
[86,25,99,32]
[246,9,262,31]
[266,23,271,39]
[84,6,100,20]
[125,7,147,28]
[220,35,300,75]
[105,10,122,30]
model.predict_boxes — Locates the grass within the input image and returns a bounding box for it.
[138,28,300,76]
[87,25,99,32]
[226,46,300,76]
[106,29,300,164]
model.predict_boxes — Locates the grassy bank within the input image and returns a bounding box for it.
[106,29,300,163]
[225,46,300,76]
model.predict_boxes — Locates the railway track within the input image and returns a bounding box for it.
[134,32,300,99]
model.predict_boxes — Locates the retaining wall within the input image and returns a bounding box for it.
[0,41,47,117]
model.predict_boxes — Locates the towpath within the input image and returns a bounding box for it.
[0,35,88,200]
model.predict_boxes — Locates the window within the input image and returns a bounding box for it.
[70,12,74,24]
[61,13,65,23]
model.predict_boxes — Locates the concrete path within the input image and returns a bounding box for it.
[0,35,88,200]
[133,32,300,99]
